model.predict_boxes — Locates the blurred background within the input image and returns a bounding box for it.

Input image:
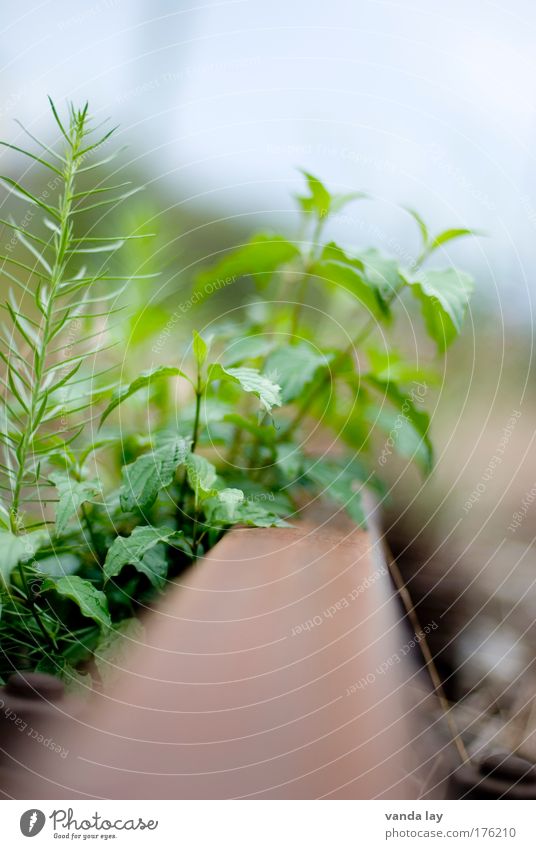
[1,0,536,758]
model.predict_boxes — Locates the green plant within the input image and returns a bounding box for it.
[0,107,475,687]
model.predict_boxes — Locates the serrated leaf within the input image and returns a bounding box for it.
[0,529,49,586]
[49,472,101,536]
[233,500,291,528]
[99,365,189,426]
[185,453,217,500]
[265,343,332,403]
[203,488,245,524]
[42,575,111,630]
[120,437,190,513]
[103,525,180,584]
[216,487,245,517]
[196,233,299,293]
[133,543,169,590]
[208,364,282,413]
[409,267,474,352]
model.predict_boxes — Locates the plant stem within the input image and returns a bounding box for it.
[81,503,102,564]
[17,562,55,651]
[6,111,87,645]
[284,310,380,438]
[10,115,83,531]
[290,215,325,339]
[286,265,423,439]
[189,369,204,548]
[191,373,202,453]
[178,368,202,515]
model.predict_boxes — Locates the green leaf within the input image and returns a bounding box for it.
[409,267,474,351]
[208,364,282,413]
[296,171,331,218]
[366,348,438,386]
[0,140,63,177]
[196,233,299,293]
[321,241,365,272]
[42,575,111,630]
[365,376,433,473]
[216,487,245,518]
[0,175,60,220]
[221,335,275,366]
[297,172,368,219]
[358,248,405,300]
[36,553,80,578]
[49,472,101,536]
[232,500,291,528]
[185,453,217,500]
[0,530,50,586]
[192,330,208,367]
[311,255,388,318]
[0,499,10,529]
[222,413,276,443]
[304,457,370,526]
[119,437,190,513]
[330,191,369,215]
[365,402,431,474]
[403,206,429,247]
[0,529,49,586]
[132,543,169,590]
[103,525,180,584]
[265,343,332,403]
[203,488,245,524]
[275,442,304,480]
[99,365,189,426]
[428,228,480,254]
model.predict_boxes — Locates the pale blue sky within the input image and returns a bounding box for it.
[1,0,536,315]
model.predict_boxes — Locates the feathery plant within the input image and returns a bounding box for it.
[0,100,152,678]
[0,105,476,688]
[0,99,139,534]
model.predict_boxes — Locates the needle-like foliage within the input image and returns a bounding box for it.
[0,100,150,534]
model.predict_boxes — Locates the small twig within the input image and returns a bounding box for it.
[81,503,102,565]
[386,550,471,765]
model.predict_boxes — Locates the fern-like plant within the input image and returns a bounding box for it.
[1,101,136,529]
[0,101,153,672]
